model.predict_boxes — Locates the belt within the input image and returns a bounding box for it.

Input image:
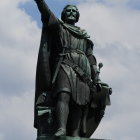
[65,48,85,55]
[62,59,96,93]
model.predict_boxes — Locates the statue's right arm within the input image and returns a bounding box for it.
[34,0,56,23]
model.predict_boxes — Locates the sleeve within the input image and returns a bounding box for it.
[86,40,98,81]
[35,0,59,29]
[86,40,96,65]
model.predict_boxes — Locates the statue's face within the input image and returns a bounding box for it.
[64,6,77,24]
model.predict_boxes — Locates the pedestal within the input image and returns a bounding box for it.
[37,136,109,140]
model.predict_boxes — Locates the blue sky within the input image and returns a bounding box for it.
[0,0,140,140]
[20,0,79,27]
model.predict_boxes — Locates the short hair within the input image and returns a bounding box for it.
[61,5,80,23]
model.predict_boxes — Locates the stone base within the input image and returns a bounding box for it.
[36,136,108,140]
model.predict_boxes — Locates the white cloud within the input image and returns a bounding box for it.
[0,0,40,95]
[77,1,140,49]
[0,0,39,139]
[0,92,36,140]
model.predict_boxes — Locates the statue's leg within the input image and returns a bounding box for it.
[55,92,70,136]
[67,105,83,137]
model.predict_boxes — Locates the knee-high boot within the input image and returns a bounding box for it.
[55,93,70,136]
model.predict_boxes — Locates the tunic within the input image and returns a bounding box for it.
[53,23,93,105]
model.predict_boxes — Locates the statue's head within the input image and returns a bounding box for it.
[61,5,80,25]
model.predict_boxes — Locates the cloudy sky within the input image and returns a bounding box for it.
[0,0,140,140]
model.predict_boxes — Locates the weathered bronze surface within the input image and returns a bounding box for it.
[34,0,112,139]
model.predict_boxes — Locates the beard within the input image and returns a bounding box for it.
[65,14,76,23]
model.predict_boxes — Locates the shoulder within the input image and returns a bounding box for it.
[87,39,94,48]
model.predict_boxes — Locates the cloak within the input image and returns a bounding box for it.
[34,24,51,128]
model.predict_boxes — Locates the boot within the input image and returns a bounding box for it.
[54,93,70,136]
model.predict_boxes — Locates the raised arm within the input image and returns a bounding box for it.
[34,0,58,24]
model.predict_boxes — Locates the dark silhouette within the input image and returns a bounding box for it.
[34,0,112,138]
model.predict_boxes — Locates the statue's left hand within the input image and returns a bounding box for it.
[36,93,46,106]
[96,83,102,92]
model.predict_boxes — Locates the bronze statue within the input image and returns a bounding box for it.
[34,0,112,138]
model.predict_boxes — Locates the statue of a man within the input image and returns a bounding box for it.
[34,0,111,138]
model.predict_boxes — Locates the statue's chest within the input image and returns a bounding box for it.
[64,30,87,52]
